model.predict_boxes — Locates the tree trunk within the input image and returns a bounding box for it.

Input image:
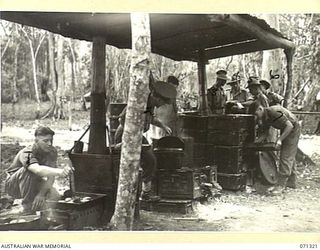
[41,33,57,119]
[304,33,320,110]
[12,43,20,104]
[111,13,151,230]
[28,39,41,117]
[283,48,295,107]
[20,27,46,118]
[261,14,282,93]
[68,39,77,104]
[241,54,246,80]
[88,37,107,154]
[55,36,65,119]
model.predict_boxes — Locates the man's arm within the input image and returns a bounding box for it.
[241,100,255,107]
[256,128,269,143]
[277,120,294,143]
[28,163,71,178]
[151,117,172,135]
[32,176,55,210]
[258,93,269,107]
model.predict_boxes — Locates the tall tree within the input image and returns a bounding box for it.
[41,35,67,120]
[261,14,283,93]
[111,13,151,230]
[304,17,320,110]
[12,43,20,106]
[19,26,46,117]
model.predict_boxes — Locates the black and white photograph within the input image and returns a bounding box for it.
[0,11,319,233]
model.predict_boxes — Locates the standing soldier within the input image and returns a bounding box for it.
[115,80,177,200]
[152,75,179,138]
[226,72,250,103]
[260,79,284,106]
[243,76,269,114]
[207,70,229,114]
[254,105,300,195]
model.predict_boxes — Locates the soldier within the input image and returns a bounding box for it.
[207,70,229,114]
[254,105,300,195]
[152,75,179,138]
[226,72,250,103]
[260,79,284,106]
[4,126,73,213]
[115,80,177,200]
[242,77,269,114]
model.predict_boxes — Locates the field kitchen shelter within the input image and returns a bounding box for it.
[1,12,295,223]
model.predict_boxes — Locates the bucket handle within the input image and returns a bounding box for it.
[67,125,90,155]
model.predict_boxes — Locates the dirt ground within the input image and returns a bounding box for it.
[1,117,320,232]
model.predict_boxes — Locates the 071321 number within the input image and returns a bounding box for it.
[300,244,318,248]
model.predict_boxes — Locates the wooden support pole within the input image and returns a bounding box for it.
[197,49,209,115]
[88,37,107,154]
[283,48,295,108]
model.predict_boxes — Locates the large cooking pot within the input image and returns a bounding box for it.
[154,136,185,170]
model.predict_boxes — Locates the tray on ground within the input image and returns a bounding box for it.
[0,214,41,230]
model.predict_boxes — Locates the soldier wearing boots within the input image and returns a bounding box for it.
[254,105,301,195]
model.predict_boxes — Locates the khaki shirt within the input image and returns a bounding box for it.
[227,87,250,103]
[6,146,38,174]
[207,85,226,114]
[262,106,299,132]
[267,92,284,106]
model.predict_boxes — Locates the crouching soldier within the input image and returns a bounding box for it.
[254,105,301,195]
[5,126,73,213]
[114,80,177,200]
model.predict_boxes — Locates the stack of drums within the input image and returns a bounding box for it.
[177,114,208,168]
[206,114,255,190]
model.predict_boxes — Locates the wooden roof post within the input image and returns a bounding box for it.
[88,36,107,154]
[283,48,295,108]
[198,49,209,115]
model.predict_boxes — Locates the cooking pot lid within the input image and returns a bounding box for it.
[154,148,184,152]
[157,136,185,150]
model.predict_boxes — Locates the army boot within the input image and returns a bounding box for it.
[140,181,160,201]
[286,172,297,189]
[269,175,287,196]
[140,181,152,200]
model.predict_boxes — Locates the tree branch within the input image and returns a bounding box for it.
[293,77,311,99]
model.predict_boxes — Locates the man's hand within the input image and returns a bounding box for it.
[275,139,282,150]
[114,143,122,150]
[163,125,172,135]
[58,166,73,178]
[32,194,46,211]
[255,136,266,143]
